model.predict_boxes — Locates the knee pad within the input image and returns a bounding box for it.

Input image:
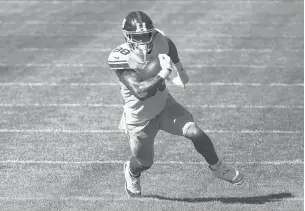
[183,122,203,140]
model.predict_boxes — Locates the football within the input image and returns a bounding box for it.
[140,57,162,80]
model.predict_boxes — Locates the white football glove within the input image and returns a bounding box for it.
[158,54,172,70]
[157,54,173,79]
[167,61,189,89]
[172,76,186,88]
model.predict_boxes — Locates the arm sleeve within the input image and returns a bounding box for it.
[108,61,130,70]
[166,36,180,64]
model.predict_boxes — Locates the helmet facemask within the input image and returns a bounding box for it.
[122,25,156,62]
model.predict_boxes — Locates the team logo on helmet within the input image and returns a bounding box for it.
[136,22,147,32]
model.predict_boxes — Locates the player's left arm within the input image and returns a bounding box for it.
[166,36,189,85]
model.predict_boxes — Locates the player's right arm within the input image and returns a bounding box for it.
[108,45,172,100]
[107,45,160,101]
[115,69,165,101]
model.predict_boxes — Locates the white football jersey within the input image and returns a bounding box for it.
[108,30,171,124]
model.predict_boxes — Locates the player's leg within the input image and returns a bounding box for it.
[127,119,159,175]
[183,122,244,184]
[158,94,244,184]
[158,95,219,165]
[123,119,159,197]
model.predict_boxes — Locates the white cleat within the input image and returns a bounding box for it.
[124,161,141,197]
[210,162,244,185]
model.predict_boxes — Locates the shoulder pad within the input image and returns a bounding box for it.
[108,44,131,70]
[108,44,145,71]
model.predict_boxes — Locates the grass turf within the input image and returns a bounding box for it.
[0,0,303,210]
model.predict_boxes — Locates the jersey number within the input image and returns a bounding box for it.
[114,47,130,55]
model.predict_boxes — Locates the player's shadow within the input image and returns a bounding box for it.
[143,192,294,204]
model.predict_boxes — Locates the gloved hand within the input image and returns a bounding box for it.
[167,61,189,89]
[157,54,173,79]
[158,54,172,70]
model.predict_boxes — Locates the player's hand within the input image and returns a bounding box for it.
[157,54,173,79]
[172,76,186,89]
[158,54,172,70]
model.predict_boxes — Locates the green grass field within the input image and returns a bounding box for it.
[0,0,303,210]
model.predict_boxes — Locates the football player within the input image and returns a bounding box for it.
[108,11,244,197]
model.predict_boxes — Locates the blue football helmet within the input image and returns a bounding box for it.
[122,11,156,61]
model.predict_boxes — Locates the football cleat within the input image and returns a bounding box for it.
[210,162,244,185]
[124,161,141,197]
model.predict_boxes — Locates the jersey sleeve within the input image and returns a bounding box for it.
[107,45,134,70]
[166,36,180,64]
[108,53,130,70]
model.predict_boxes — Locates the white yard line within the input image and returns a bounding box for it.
[0,0,302,4]
[0,82,303,87]
[0,21,303,25]
[0,129,302,134]
[0,63,302,69]
[0,103,303,109]
[0,196,302,202]
[0,159,303,165]
[6,48,302,52]
[0,129,122,133]
[0,34,302,38]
